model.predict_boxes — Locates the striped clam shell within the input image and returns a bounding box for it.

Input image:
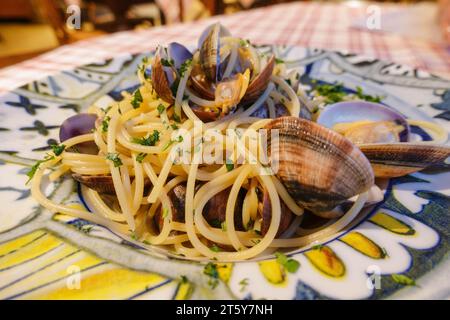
[265,117,374,212]
[359,143,450,178]
[200,23,221,83]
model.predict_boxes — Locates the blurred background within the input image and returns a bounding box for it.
[0,0,449,68]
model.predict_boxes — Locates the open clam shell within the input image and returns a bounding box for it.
[59,113,98,154]
[200,23,221,83]
[241,55,275,104]
[265,116,374,212]
[73,174,152,196]
[317,101,410,143]
[359,143,450,178]
[151,52,176,104]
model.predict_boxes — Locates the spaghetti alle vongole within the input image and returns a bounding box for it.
[28,23,450,261]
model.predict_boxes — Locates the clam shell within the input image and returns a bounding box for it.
[73,174,152,196]
[154,183,187,232]
[197,23,231,52]
[73,174,116,195]
[317,101,410,143]
[200,23,221,82]
[265,117,374,212]
[359,143,450,178]
[242,55,275,104]
[259,188,294,237]
[151,53,176,104]
[168,42,193,70]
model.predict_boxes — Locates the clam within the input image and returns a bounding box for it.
[259,188,294,236]
[73,173,116,195]
[187,23,276,121]
[74,173,152,196]
[59,113,98,154]
[317,101,450,178]
[151,43,193,104]
[154,183,187,232]
[199,23,221,83]
[359,143,450,178]
[265,116,374,212]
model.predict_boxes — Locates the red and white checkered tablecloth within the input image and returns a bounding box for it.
[1,2,449,95]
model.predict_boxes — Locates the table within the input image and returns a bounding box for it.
[0,1,449,95]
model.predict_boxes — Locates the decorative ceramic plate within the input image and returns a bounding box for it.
[0,46,449,300]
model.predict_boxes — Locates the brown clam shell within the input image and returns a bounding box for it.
[264,116,374,212]
[259,188,294,237]
[241,55,275,104]
[359,143,450,178]
[151,55,175,104]
[73,174,117,195]
[203,187,246,231]
[154,183,187,232]
[200,23,220,82]
[73,174,152,196]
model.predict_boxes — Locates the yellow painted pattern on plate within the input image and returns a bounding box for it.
[31,268,168,300]
[174,280,194,300]
[369,212,415,235]
[216,263,233,283]
[258,260,286,285]
[0,230,46,257]
[304,247,345,278]
[0,233,62,270]
[340,232,386,259]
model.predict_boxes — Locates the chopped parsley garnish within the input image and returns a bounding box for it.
[106,153,123,167]
[225,160,234,172]
[311,244,323,251]
[176,136,183,143]
[142,57,148,64]
[275,252,300,273]
[391,274,417,286]
[172,113,181,123]
[101,116,111,133]
[275,57,285,64]
[131,89,143,109]
[179,59,192,77]
[132,130,160,146]
[210,244,221,252]
[221,221,227,232]
[157,104,166,114]
[171,123,179,130]
[161,58,174,67]
[26,155,54,184]
[180,275,189,284]
[314,82,383,104]
[203,263,219,289]
[51,144,66,156]
[355,86,383,103]
[239,278,249,292]
[136,153,147,163]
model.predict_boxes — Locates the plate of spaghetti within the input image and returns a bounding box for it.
[0,23,449,299]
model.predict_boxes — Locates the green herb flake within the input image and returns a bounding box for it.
[203,262,219,289]
[131,89,143,109]
[161,58,174,67]
[239,278,249,292]
[136,153,147,163]
[275,252,300,274]
[51,144,66,156]
[179,59,192,77]
[132,130,160,146]
[101,116,111,133]
[391,274,416,286]
[26,155,55,184]
[106,153,123,167]
[225,160,234,172]
[172,113,181,123]
[221,221,227,232]
[311,244,323,251]
[171,123,179,130]
[210,244,221,252]
[157,104,166,115]
[275,57,285,64]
